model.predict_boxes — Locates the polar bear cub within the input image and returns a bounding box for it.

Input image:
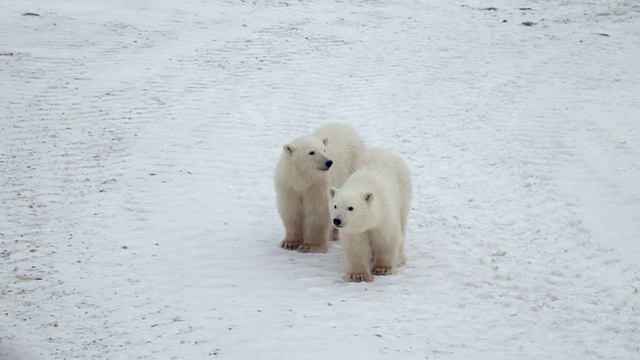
[275,124,365,253]
[327,148,412,282]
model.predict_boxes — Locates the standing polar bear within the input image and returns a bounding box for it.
[275,124,365,253]
[327,148,412,282]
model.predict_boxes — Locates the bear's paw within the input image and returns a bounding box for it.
[297,243,328,253]
[280,239,302,251]
[345,273,373,283]
[372,265,393,276]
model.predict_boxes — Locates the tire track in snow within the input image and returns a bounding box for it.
[408,6,639,357]
[0,7,187,358]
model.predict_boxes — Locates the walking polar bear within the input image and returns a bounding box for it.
[275,124,365,253]
[327,148,412,282]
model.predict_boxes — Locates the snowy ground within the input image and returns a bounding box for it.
[1,0,639,359]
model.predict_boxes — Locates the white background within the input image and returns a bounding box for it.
[1,0,638,359]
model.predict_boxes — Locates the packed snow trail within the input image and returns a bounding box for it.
[1,1,639,359]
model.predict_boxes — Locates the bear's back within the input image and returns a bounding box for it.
[356,148,412,210]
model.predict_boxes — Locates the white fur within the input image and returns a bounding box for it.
[327,148,412,281]
[275,124,365,253]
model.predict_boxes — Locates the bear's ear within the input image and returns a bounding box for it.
[283,144,295,156]
[364,192,373,203]
[322,137,329,146]
[327,186,338,199]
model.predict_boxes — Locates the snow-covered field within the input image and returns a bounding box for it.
[1,0,639,359]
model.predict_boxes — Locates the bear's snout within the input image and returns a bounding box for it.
[333,218,342,227]
[325,160,333,168]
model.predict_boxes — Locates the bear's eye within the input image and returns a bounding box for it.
[309,151,315,155]
[348,206,354,211]
[333,205,337,209]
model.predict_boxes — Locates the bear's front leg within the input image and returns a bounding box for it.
[277,188,304,251]
[341,232,373,282]
[298,222,329,253]
[370,228,401,276]
[331,227,339,241]
[280,223,304,251]
[297,193,330,253]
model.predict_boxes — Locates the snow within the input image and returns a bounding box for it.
[1,0,639,359]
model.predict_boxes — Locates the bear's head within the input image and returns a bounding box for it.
[327,186,377,234]
[283,136,334,174]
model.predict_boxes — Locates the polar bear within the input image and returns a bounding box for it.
[275,124,365,253]
[327,148,412,282]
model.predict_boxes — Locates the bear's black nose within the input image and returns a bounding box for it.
[333,218,341,226]
[325,160,333,168]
